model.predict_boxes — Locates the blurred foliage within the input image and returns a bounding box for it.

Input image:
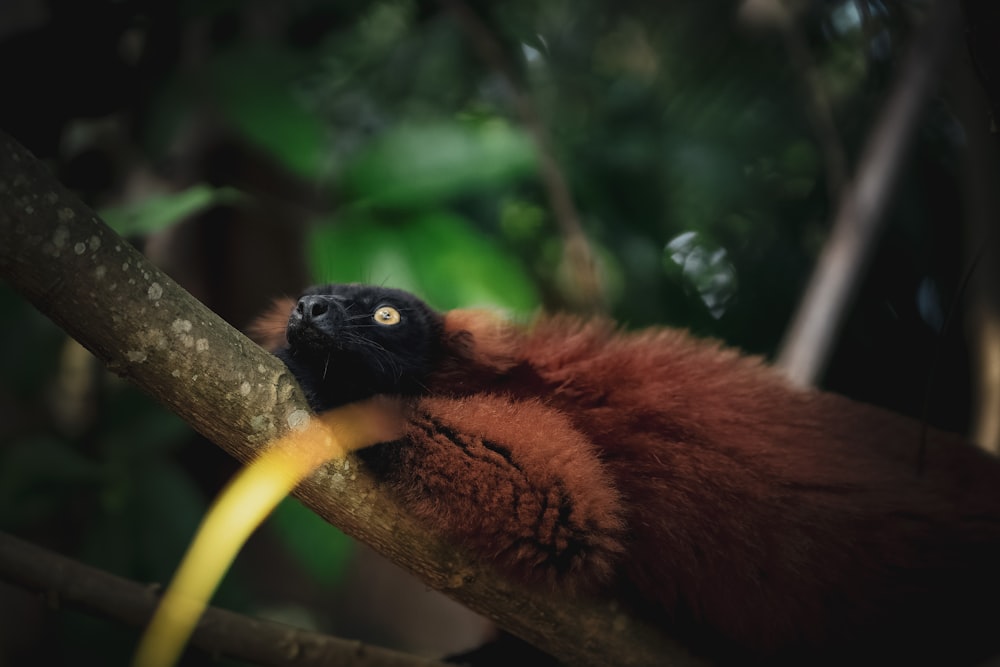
[342,120,537,208]
[308,210,539,312]
[0,0,984,662]
[268,497,353,587]
[101,184,245,236]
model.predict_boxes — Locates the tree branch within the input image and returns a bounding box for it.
[775,0,962,386]
[0,129,701,666]
[0,531,445,667]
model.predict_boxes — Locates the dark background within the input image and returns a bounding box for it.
[1,0,998,663]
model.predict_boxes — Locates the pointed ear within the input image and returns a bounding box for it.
[444,309,520,369]
[430,309,520,390]
[246,297,296,351]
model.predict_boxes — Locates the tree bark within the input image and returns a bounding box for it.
[0,129,700,667]
[0,530,446,667]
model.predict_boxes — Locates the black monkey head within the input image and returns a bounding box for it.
[277,283,444,410]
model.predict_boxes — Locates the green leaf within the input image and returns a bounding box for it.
[307,211,539,313]
[144,45,328,178]
[267,497,354,587]
[343,121,537,208]
[210,46,328,178]
[99,185,244,237]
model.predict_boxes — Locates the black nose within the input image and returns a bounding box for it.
[296,295,331,322]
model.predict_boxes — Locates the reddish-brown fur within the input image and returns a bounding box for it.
[247,296,295,351]
[252,303,1000,664]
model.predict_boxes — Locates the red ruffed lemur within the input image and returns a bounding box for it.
[251,282,1000,666]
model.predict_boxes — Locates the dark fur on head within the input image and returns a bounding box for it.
[271,283,444,411]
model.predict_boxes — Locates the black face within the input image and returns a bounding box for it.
[275,283,443,411]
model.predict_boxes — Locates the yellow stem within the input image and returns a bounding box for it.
[132,398,403,667]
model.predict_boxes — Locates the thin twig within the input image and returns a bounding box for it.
[440,0,605,312]
[739,0,848,197]
[775,0,962,386]
[780,12,849,199]
[0,530,446,667]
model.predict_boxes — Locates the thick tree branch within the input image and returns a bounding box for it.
[775,0,962,386]
[0,129,700,666]
[0,531,444,667]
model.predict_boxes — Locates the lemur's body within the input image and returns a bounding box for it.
[252,283,1000,665]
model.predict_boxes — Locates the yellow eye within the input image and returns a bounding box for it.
[374,306,401,325]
